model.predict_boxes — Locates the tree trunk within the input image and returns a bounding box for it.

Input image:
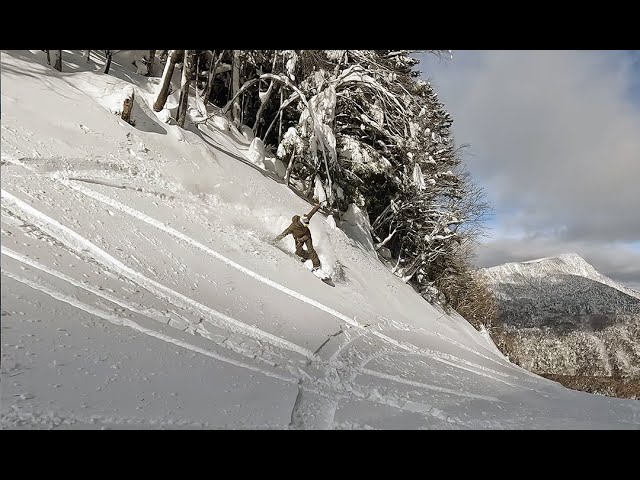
[177,50,194,128]
[46,50,51,65]
[204,50,224,104]
[231,50,241,126]
[305,173,316,197]
[253,54,279,136]
[153,49,180,112]
[241,93,246,125]
[278,89,284,143]
[263,90,298,142]
[53,50,62,71]
[104,50,113,74]
[121,89,134,125]
[86,50,91,62]
[284,153,296,186]
[221,77,260,114]
[146,50,155,76]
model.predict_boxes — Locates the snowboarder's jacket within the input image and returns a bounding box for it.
[274,203,321,244]
[274,203,322,269]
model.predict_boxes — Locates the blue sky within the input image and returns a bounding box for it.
[416,50,640,289]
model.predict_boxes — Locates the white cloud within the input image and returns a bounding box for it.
[417,51,640,287]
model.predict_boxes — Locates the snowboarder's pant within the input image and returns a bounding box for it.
[295,238,321,268]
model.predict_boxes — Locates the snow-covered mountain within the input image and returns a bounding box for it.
[481,253,640,326]
[480,254,640,397]
[2,50,639,429]
[483,252,640,303]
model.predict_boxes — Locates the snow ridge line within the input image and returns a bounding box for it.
[1,246,171,325]
[1,188,314,360]
[0,268,298,384]
[2,244,279,364]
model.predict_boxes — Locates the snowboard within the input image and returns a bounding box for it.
[273,244,334,286]
[312,267,333,284]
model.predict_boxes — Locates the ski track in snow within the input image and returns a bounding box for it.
[0,187,513,427]
[1,187,315,361]
[56,175,535,388]
[360,368,498,401]
[0,268,298,384]
[1,156,542,396]
[0,207,298,368]
[0,178,507,424]
[2,246,171,325]
[0,246,297,377]
[2,155,532,390]
[0,263,476,427]
[0,150,562,426]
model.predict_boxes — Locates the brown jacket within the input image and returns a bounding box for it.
[274,204,321,243]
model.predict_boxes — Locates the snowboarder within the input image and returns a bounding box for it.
[273,202,323,271]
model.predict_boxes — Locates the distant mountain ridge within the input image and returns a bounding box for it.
[482,253,640,302]
[480,253,640,399]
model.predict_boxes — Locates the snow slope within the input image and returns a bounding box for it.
[2,50,639,429]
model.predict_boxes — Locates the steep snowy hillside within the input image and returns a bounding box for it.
[481,254,640,397]
[2,50,639,429]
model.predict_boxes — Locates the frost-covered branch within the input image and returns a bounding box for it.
[191,50,490,310]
